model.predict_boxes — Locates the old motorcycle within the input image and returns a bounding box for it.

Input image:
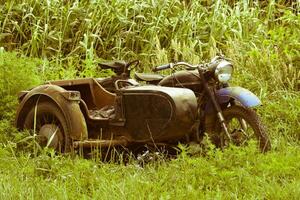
[134,56,271,152]
[15,57,270,154]
[15,60,197,153]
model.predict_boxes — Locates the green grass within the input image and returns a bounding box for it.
[0,0,299,199]
[0,143,299,199]
[0,0,299,90]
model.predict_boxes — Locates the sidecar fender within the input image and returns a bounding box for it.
[15,84,88,140]
[216,86,261,107]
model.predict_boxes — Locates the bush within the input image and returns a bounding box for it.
[0,51,41,119]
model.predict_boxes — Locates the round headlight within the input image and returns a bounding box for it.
[215,60,233,83]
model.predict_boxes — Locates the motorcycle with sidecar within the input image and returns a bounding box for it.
[15,56,271,153]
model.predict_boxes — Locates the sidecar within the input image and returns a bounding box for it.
[15,77,197,151]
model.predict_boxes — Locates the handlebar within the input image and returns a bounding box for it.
[152,63,172,72]
[152,62,196,72]
[152,56,225,72]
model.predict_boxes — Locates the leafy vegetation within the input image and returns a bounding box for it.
[1,0,299,90]
[0,0,299,199]
[0,143,299,199]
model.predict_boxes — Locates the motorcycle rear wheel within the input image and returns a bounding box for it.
[212,105,271,152]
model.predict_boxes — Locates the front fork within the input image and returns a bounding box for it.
[198,69,232,147]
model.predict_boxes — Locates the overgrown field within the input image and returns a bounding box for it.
[0,0,299,199]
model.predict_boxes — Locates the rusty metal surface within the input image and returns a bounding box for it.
[158,70,204,94]
[48,78,116,109]
[15,84,88,140]
[16,75,199,149]
[121,85,197,142]
[73,138,128,148]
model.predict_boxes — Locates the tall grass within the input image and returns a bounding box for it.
[0,1,299,198]
[0,0,299,90]
[0,142,299,199]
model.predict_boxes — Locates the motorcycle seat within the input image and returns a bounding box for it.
[99,60,127,70]
[134,72,164,82]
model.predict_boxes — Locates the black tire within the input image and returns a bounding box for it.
[23,101,71,153]
[212,105,271,152]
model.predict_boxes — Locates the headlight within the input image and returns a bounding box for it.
[215,60,233,83]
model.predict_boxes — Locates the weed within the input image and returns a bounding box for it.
[0,1,299,198]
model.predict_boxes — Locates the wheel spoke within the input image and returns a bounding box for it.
[239,119,248,130]
[23,102,71,153]
[32,112,63,150]
[224,116,257,147]
[214,106,270,152]
[46,126,59,148]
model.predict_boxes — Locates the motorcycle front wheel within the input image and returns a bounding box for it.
[212,105,271,152]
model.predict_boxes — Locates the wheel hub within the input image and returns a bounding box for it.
[38,124,61,149]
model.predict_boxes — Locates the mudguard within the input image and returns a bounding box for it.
[216,86,261,107]
[204,87,261,133]
[15,84,88,140]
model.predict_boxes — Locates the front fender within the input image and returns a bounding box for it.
[216,86,261,107]
[203,87,261,133]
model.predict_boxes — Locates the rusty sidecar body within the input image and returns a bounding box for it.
[15,76,197,151]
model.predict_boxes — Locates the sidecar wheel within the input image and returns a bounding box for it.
[23,101,71,153]
[212,105,271,152]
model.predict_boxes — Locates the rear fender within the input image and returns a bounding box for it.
[15,84,88,140]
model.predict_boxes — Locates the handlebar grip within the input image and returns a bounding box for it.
[152,63,171,72]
